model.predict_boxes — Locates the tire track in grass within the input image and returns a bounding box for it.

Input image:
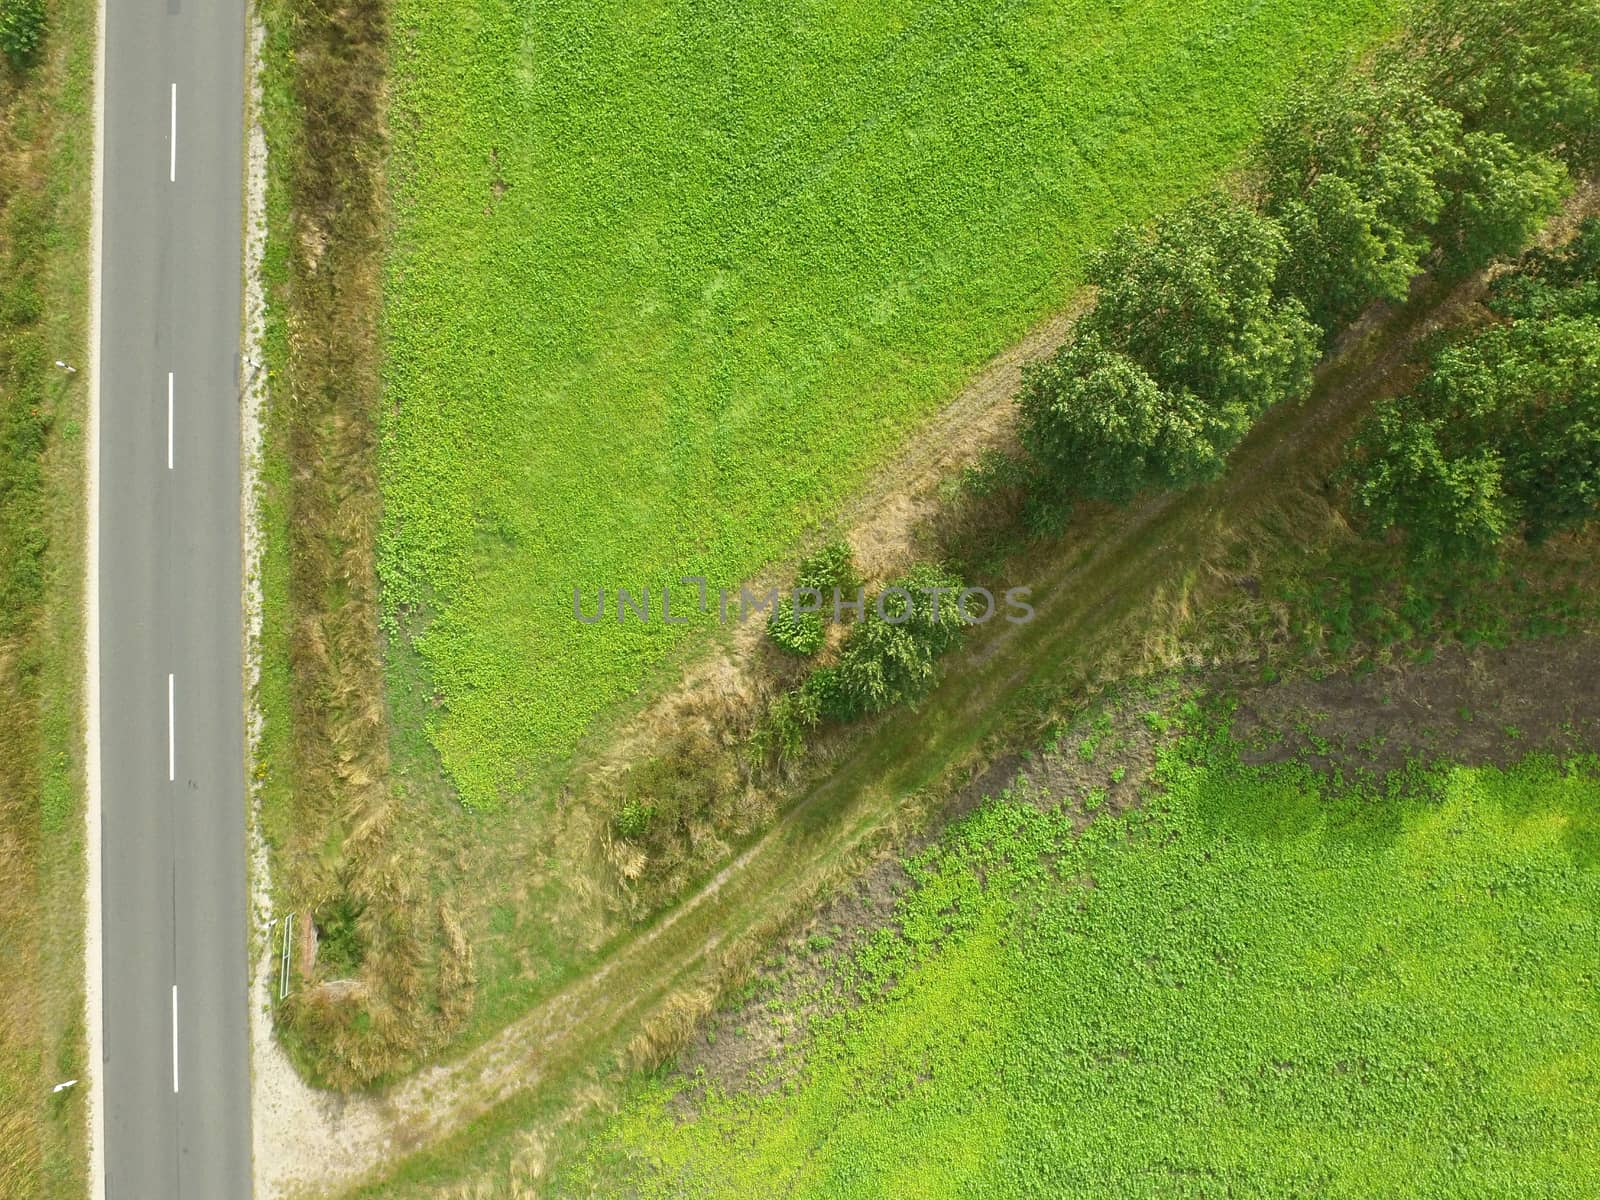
[273,237,1516,1199]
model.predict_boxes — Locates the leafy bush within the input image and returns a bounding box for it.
[0,0,45,67]
[765,540,861,657]
[766,604,826,657]
[796,540,862,597]
[807,564,968,722]
[1433,131,1567,275]
[614,796,655,840]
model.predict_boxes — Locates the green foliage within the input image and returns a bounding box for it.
[1261,64,1461,330]
[1018,335,1225,504]
[560,745,1600,1198]
[808,564,968,722]
[1019,198,1317,503]
[1261,1,1590,324]
[766,541,861,657]
[796,541,861,598]
[749,685,822,768]
[1345,231,1600,559]
[1085,197,1319,421]
[1488,216,1600,320]
[765,604,825,657]
[314,897,367,976]
[1433,131,1568,275]
[377,0,1392,805]
[1412,0,1600,173]
[0,0,44,67]
[613,796,655,841]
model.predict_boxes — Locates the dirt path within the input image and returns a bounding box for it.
[255,222,1528,1198]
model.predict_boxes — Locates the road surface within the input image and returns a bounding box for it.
[97,0,250,1195]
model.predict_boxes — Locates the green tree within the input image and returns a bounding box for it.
[1019,197,1316,504]
[1083,197,1318,418]
[1347,313,1600,557]
[1433,131,1567,276]
[1260,64,1461,332]
[1412,0,1600,174]
[1016,336,1220,503]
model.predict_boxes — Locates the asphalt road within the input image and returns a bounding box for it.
[97,1,251,1196]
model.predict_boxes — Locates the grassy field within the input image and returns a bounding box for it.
[555,738,1600,1197]
[0,0,95,1193]
[381,0,1395,807]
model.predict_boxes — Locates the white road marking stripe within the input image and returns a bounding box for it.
[171,986,179,1093]
[169,84,176,182]
[167,673,174,782]
[166,372,173,470]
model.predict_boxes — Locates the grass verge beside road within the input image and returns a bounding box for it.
[0,0,96,1194]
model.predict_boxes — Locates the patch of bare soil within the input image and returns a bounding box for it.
[1234,635,1600,776]
[668,854,911,1114]
[662,633,1600,1107]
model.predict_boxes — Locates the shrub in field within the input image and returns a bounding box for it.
[765,541,861,658]
[808,564,968,722]
[0,0,43,67]
[1345,227,1600,559]
[766,604,825,657]
[1020,198,1317,503]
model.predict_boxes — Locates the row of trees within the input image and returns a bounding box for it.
[740,0,1599,771]
[1345,220,1600,559]
[1016,0,1598,513]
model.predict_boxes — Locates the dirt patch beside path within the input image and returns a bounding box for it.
[668,632,1600,1105]
[1235,636,1600,776]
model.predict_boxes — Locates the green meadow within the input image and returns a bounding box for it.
[380,0,1394,805]
[557,737,1600,1197]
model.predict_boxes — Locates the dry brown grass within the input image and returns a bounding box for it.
[259,0,472,1088]
[0,0,95,1192]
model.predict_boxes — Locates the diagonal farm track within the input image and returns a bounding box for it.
[253,218,1543,1197]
